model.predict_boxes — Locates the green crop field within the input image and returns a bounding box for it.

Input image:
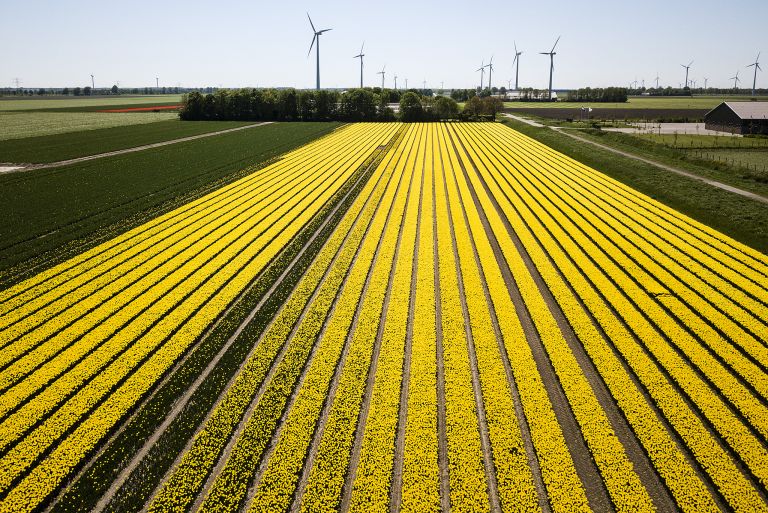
[0,122,340,281]
[0,94,183,111]
[0,120,257,163]
[0,111,179,141]
[504,95,768,110]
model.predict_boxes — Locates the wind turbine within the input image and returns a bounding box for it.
[747,52,762,96]
[655,73,660,89]
[703,77,708,90]
[353,42,365,88]
[90,74,94,93]
[512,42,522,90]
[681,60,693,88]
[731,70,741,91]
[394,74,398,90]
[307,13,332,90]
[476,60,486,90]
[156,77,159,89]
[487,55,494,91]
[540,36,560,101]
[377,66,386,89]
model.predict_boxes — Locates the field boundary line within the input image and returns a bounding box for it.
[0,122,273,173]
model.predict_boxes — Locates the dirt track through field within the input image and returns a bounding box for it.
[0,122,272,173]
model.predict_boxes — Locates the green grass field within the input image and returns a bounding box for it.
[0,111,179,141]
[687,148,768,169]
[0,122,340,280]
[636,133,768,148]
[0,94,183,111]
[504,95,768,110]
[0,120,257,163]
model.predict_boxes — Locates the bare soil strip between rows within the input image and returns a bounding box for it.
[0,122,273,173]
[441,151,501,511]
[0,154,360,466]
[469,126,763,506]
[484,127,768,341]
[389,128,427,512]
[80,137,388,513]
[288,134,413,513]
[525,131,768,285]
[0,127,358,343]
[468,126,768,439]
[486,129,768,394]
[448,128,614,512]
[241,141,407,512]
[339,128,417,513]
[432,143,453,513]
[137,129,397,512]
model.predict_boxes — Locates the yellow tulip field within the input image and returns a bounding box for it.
[0,122,766,512]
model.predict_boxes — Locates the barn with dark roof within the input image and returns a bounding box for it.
[704,101,768,135]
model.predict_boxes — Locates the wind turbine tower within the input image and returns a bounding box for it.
[353,42,365,88]
[681,60,693,88]
[513,42,522,90]
[487,56,494,91]
[377,66,386,89]
[394,75,398,90]
[747,52,762,96]
[540,36,560,101]
[476,60,485,90]
[655,73,660,89]
[731,70,741,91]
[307,13,332,90]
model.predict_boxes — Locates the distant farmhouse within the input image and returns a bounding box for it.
[704,102,768,135]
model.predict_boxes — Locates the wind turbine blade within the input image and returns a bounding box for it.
[307,34,316,57]
[689,60,694,67]
[512,54,518,66]
[307,13,316,32]
[551,36,560,53]
[361,41,365,53]
[319,28,332,34]
[514,41,518,54]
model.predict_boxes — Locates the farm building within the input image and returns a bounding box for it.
[704,101,768,135]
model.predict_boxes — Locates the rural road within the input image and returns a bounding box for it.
[0,121,273,174]
[502,113,768,205]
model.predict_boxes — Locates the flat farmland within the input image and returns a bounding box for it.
[0,122,766,512]
[0,95,183,112]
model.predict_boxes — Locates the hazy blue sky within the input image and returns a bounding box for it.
[2,0,765,90]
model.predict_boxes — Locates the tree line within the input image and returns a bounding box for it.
[565,87,628,102]
[179,88,495,122]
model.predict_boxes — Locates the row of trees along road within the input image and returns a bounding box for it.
[179,88,495,122]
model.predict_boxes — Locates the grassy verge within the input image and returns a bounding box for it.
[0,122,340,285]
[0,120,256,163]
[578,129,768,189]
[499,117,768,254]
[51,127,403,513]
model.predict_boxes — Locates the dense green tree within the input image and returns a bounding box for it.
[432,96,459,119]
[399,92,423,122]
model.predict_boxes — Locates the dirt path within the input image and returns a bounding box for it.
[550,127,768,205]
[0,122,272,173]
[502,113,545,128]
